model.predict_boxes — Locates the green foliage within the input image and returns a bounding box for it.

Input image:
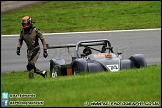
[1,65,161,107]
[1,1,161,35]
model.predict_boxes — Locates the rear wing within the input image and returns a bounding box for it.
[46,44,76,49]
[47,39,112,49]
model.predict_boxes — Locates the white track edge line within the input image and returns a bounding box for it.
[1,28,161,37]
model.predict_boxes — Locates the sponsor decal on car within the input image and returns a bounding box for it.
[94,54,112,58]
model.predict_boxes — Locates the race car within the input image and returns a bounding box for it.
[47,39,147,78]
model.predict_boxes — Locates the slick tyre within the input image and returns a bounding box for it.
[50,63,54,77]
[72,63,80,75]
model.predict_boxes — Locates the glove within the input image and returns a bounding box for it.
[16,47,20,55]
[43,49,48,58]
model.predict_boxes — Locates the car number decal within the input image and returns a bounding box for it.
[106,64,119,72]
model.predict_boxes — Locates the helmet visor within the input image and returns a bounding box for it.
[21,20,28,24]
[21,20,30,28]
[22,24,29,28]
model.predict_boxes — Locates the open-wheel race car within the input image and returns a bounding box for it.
[47,39,147,77]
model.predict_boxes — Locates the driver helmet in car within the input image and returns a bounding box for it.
[83,47,92,56]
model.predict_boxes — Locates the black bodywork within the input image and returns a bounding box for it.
[47,39,147,77]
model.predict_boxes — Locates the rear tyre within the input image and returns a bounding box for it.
[72,64,80,75]
[50,63,54,77]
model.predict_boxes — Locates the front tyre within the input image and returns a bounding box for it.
[129,54,147,68]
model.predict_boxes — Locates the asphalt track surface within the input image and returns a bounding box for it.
[1,1,161,73]
[1,1,47,14]
[1,29,161,73]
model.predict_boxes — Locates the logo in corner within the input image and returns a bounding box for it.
[2,100,8,106]
[2,92,8,99]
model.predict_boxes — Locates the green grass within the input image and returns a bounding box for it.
[1,65,161,107]
[1,1,161,35]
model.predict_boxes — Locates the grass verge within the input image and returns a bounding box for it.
[1,1,161,35]
[1,65,161,107]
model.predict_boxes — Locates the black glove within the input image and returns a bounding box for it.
[16,47,20,55]
[43,49,48,58]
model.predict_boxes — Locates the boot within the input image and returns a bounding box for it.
[40,70,47,78]
[34,67,47,78]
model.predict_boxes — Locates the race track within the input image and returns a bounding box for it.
[1,29,161,73]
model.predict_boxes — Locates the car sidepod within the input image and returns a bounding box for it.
[120,59,135,70]
[91,57,121,72]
